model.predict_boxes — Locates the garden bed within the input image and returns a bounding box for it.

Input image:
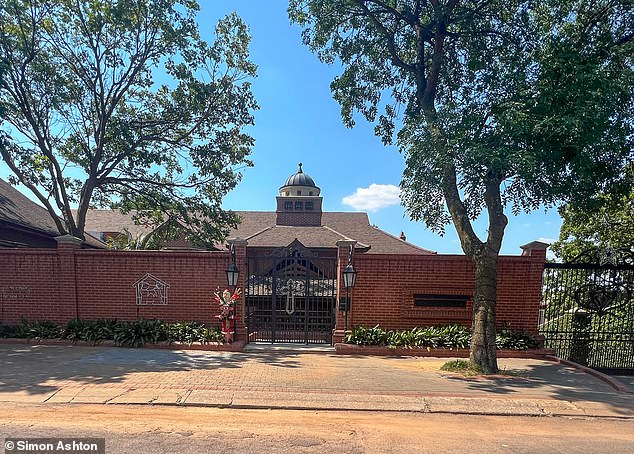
[334,343,556,358]
[0,337,245,352]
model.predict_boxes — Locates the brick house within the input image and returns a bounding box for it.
[0,178,104,249]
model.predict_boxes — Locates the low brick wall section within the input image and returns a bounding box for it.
[334,248,545,339]
[0,246,233,328]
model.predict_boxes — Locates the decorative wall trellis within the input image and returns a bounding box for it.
[245,243,337,344]
[539,262,634,374]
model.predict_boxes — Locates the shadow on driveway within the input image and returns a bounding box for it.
[1,345,633,416]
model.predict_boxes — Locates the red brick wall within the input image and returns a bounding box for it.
[0,246,233,328]
[337,251,545,337]
[1,242,545,340]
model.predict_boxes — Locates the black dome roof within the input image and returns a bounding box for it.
[283,163,317,188]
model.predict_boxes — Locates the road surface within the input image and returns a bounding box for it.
[1,403,633,453]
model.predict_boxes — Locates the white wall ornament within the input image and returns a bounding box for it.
[1,285,30,301]
[133,273,170,306]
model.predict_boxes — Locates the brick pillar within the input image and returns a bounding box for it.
[227,237,248,341]
[54,235,83,320]
[520,240,549,260]
[333,239,357,344]
[520,240,550,335]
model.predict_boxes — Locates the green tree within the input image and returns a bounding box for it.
[289,0,633,372]
[0,0,257,247]
[552,180,634,264]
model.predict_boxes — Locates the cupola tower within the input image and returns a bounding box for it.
[276,163,323,226]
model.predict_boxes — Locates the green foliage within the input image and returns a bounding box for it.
[0,1,258,246]
[290,1,633,232]
[0,319,225,346]
[166,321,224,344]
[0,320,60,339]
[552,177,634,263]
[343,324,390,346]
[26,320,62,339]
[440,360,485,376]
[61,319,118,344]
[496,328,540,351]
[345,324,539,350]
[290,0,633,373]
[113,319,168,348]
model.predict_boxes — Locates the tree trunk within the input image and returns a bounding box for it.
[470,251,499,374]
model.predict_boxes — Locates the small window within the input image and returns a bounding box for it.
[305,201,314,211]
[295,201,303,210]
[285,191,290,196]
[284,201,293,210]
[309,191,313,196]
[414,294,469,308]
[297,190,301,196]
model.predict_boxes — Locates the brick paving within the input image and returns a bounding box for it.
[0,344,633,417]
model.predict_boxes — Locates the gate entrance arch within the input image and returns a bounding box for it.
[245,241,338,344]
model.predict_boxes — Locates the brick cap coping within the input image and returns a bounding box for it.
[0,338,245,352]
[334,343,556,359]
[545,355,633,394]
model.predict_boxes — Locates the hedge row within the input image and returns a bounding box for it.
[344,324,540,350]
[0,319,225,347]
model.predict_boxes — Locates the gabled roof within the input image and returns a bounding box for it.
[0,179,105,248]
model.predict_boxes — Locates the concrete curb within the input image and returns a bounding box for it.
[545,355,633,394]
[28,399,634,420]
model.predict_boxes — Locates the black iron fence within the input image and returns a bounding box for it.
[539,262,634,374]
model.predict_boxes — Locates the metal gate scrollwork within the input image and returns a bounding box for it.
[245,242,337,344]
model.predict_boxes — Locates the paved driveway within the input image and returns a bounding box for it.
[0,345,633,416]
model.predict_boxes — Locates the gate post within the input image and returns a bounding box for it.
[333,239,357,344]
[570,309,592,366]
[227,238,248,342]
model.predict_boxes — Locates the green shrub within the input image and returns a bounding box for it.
[496,329,540,350]
[0,320,60,339]
[0,318,226,346]
[344,325,389,345]
[61,319,118,344]
[345,324,539,350]
[0,322,29,338]
[113,319,168,347]
[440,359,484,375]
[167,321,224,344]
[26,320,61,339]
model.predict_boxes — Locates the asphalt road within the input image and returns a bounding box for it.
[1,404,633,454]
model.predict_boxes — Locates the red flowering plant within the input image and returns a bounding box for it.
[214,287,241,342]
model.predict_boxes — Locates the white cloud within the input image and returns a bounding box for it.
[537,237,557,245]
[342,184,401,212]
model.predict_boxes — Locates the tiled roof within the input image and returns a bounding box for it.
[0,179,105,248]
[0,179,61,236]
[81,209,434,254]
[243,224,370,249]
[75,209,155,240]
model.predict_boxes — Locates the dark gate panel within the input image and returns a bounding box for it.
[245,243,337,344]
[539,262,634,374]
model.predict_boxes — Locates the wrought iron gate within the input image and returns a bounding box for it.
[539,261,634,374]
[245,242,337,344]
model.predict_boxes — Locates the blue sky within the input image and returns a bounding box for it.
[211,1,562,255]
[0,0,562,255]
